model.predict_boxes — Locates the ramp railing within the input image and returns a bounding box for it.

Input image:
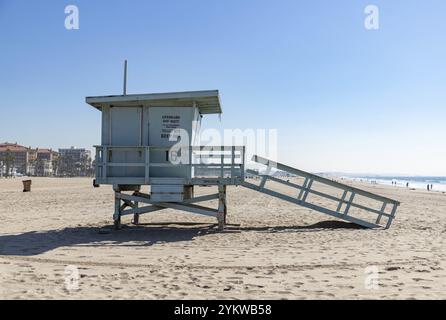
[243,155,400,229]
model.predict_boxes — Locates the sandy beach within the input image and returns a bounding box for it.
[0,177,445,299]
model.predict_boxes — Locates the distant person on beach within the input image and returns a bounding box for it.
[406,182,409,188]
[431,184,433,190]
[427,184,430,191]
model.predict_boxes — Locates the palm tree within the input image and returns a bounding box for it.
[35,158,46,176]
[60,155,76,176]
[52,158,59,176]
[1,150,15,178]
[80,154,91,176]
[28,157,37,176]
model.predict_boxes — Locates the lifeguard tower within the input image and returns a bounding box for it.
[87,70,400,230]
[87,89,245,229]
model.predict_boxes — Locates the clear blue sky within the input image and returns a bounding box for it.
[1,0,445,175]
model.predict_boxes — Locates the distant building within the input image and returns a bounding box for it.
[59,147,91,162]
[0,143,93,177]
[58,147,92,176]
[34,148,59,176]
[0,142,34,175]
[37,148,59,162]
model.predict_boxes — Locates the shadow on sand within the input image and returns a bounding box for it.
[0,220,364,256]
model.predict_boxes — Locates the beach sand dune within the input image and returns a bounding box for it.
[0,177,445,299]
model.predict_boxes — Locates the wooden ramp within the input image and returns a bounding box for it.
[243,155,400,229]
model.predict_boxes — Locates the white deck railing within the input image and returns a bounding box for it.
[94,145,245,185]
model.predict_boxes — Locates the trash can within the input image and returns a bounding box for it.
[22,180,32,192]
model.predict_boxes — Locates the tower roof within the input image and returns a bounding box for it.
[86,90,222,114]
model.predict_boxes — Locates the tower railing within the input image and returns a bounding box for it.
[94,145,245,185]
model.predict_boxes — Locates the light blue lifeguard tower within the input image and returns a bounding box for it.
[86,64,400,230]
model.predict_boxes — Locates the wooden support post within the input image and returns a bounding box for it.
[113,190,122,230]
[217,184,226,230]
[103,146,108,184]
[133,193,139,225]
[220,146,224,179]
[223,185,227,224]
[95,147,100,179]
[145,147,150,184]
[189,145,193,179]
[231,146,235,183]
[241,146,246,182]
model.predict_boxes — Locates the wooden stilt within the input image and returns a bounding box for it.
[223,185,227,224]
[114,190,122,230]
[217,184,226,230]
[132,192,139,225]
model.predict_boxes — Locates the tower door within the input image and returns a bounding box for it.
[109,106,143,178]
[110,107,142,145]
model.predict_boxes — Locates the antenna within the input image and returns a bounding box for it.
[123,60,128,95]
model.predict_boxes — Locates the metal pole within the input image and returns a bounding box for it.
[123,60,127,95]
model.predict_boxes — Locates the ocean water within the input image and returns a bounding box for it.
[342,175,446,192]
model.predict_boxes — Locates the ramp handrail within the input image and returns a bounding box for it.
[252,155,399,204]
[244,155,400,229]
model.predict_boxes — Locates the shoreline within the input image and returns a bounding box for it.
[337,176,446,194]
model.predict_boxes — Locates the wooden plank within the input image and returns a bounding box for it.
[97,177,146,185]
[297,177,309,200]
[102,146,107,183]
[118,192,219,206]
[145,148,150,184]
[259,165,272,189]
[231,146,235,180]
[105,163,145,167]
[343,192,355,216]
[301,179,313,202]
[157,202,218,217]
[336,190,348,212]
[385,203,398,229]
[121,204,166,216]
[190,177,243,185]
[376,202,387,224]
[197,154,241,159]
